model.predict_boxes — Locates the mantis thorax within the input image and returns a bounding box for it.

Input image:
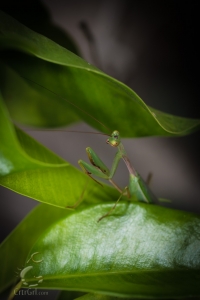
[106,130,121,147]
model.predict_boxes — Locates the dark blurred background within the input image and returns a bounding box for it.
[0,1,200,298]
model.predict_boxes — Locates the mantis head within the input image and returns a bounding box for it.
[106,130,121,147]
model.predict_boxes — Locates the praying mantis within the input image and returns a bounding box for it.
[76,130,158,221]
[23,78,158,221]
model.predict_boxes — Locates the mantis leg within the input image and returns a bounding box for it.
[73,147,129,216]
[84,147,123,193]
[66,177,90,209]
[106,149,132,196]
[109,150,123,179]
[66,151,111,209]
[98,187,127,222]
[84,146,123,183]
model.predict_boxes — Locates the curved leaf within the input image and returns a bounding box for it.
[0,91,118,206]
[17,203,200,298]
[0,10,199,137]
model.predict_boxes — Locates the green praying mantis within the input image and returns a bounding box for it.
[23,78,158,221]
[76,130,158,221]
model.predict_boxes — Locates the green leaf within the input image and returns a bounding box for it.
[0,10,199,137]
[0,61,79,127]
[14,203,200,298]
[0,91,118,206]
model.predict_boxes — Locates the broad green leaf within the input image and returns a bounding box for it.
[0,61,79,127]
[0,10,199,137]
[15,203,200,299]
[0,204,70,293]
[0,91,118,206]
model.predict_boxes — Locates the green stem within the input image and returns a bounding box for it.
[8,280,22,300]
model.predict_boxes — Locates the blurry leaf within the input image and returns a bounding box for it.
[12,203,200,299]
[0,10,199,137]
